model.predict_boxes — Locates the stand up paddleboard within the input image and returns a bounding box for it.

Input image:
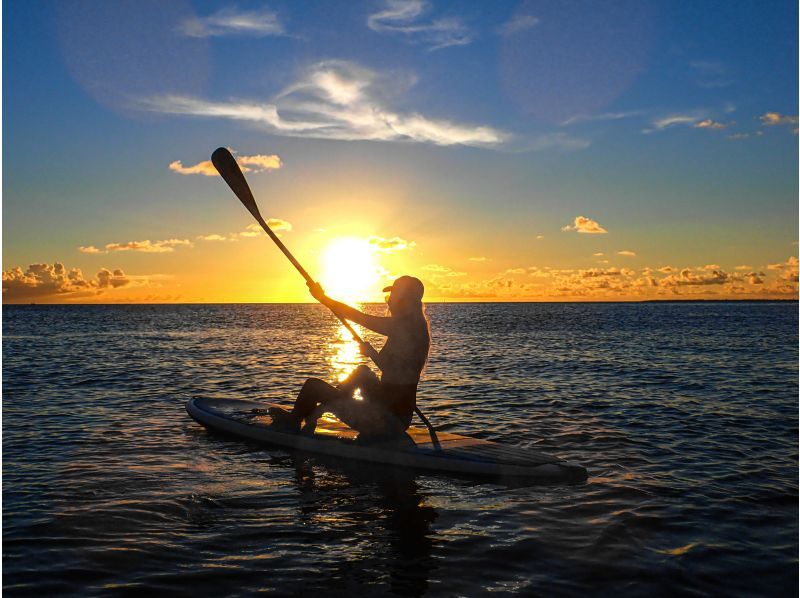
[187,397,587,481]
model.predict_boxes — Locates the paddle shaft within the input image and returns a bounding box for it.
[211,147,441,450]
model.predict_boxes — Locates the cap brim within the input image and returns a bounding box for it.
[382,286,393,292]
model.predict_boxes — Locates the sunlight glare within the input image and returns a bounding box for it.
[319,237,381,303]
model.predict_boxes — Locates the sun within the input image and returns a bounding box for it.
[318,237,381,303]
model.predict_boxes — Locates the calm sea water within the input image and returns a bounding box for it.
[3,303,798,596]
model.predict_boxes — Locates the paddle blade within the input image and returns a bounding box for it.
[211,147,262,221]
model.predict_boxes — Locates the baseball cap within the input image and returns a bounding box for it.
[382,276,424,301]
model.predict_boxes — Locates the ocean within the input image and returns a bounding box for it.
[3,302,798,596]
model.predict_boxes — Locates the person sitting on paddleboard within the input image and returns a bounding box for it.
[270,275,430,437]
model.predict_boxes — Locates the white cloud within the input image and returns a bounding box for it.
[561,111,642,126]
[105,239,193,253]
[617,250,636,257]
[144,61,509,148]
[561,216,608,234]
[178,7,284,38]
[760,112,798,127]
[169,159,218,176]
[170,152,282,176]
[694,119,727,130]
[367,0,473,50]
[497,14,539,36]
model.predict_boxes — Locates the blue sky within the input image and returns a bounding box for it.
[3,0,798,302]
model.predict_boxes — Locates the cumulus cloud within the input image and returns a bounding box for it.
[105,239,193,253]
[561,216,608,234]
[497,14,539,36]
[661,268,729,286]
[178,6,284,38]
[3,263,130,301]
[97,268,130,288]
[142,60,509,148]
[170,152,282,176]
[734,265,752,270]
[367,0,472,50]
[369,235,415,252]
[79,246,102,254]
[196,234,228,242]
[760,112,798,127]
[617,250,636,257]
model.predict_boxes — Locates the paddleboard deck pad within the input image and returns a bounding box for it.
[187,397,587,481]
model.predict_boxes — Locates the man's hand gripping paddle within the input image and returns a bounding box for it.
[210,147,441,450]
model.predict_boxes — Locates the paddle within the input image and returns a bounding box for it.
[211,147,442,450]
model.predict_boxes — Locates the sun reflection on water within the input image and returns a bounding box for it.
[326,315,370,400]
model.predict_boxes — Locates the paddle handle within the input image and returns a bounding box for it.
[254,214,315,285]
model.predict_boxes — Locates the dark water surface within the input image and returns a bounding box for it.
[3,303,798,596]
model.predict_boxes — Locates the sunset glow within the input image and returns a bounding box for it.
[318,238,383,303]
[2,2,797,304]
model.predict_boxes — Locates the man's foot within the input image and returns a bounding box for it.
[268,407,300,433]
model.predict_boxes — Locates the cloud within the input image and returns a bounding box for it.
[504,268,526,275]
[694,119,727,130]
[105,239,193,253]
[266,218,292,233]
[178,6,284,38]
[497,14,539,36]
[97,268,130,288]
[236,219,292,239]
[468,256,487,262]
[79,246,102,254]
[197,234,228,242]
[239,154,283,172]
[760,112,798,127]
[169,159,218,176]
[3,263,130,301]
[536,235,544,240]
[647,114,701,131]
[144,61,508,148]
[171,152,282,176]
[644,112,731,133]
[367,0,473,50]
[734,265,752,270]
[422,263,466,277]
[660,268,729,286]
[617,250,636,257]
[593,252,604,257]
[561,110,642,126]
[561,216,608,234]
[369,235,415,252]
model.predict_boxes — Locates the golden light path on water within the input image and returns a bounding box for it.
[327,318,367,402]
